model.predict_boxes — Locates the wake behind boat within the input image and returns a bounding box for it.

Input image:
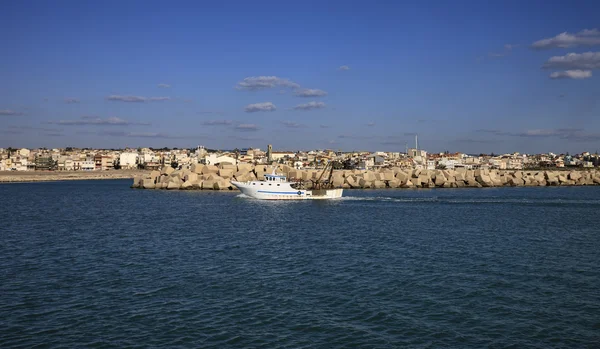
[231,162,343,200]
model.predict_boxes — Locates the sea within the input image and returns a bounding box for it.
[1,180,599,348]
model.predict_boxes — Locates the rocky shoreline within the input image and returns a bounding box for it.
[131,164,600,190]
[0,170,148,183]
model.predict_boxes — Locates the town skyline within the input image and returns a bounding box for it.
[2,1,599,154]
[1,144,599,157]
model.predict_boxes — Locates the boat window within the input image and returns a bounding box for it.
[261,183,264,185]
[269,184,271,186]
[277,184,280,186]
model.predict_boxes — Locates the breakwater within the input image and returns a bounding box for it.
[131,163,600,190]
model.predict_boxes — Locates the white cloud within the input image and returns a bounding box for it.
[64,98,80,104]
[488,44,517,58]
[106,95,171,102]
[0,109,24,116]
[367,122,376,127]
[293,101,326,110]
[244,102,276,113]
[519,129,565,137]
[7,125,62,132]
[542,52,600,70]
[532,29,600,49]
[157,83,171,88]
[234,123,260,131]
[478,128,599,141]
[281,121,306,128]
[49,116,150,126]
[295,88,328,97]
[549,70,592,79]
[338,65,350,71]
[235,76,300,90]
[102,131,190,139]
[202,120,232,126]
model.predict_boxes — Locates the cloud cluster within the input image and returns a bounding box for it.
[102,131,191,139]
[202,120,232,126]
[236,76,300,90]
[532,29,600,50]
[295,89,327,97]
[64,98,80,104]
[49,116,150,126]
[293,101,326,110]
[157,83,171,88]
[338,65,350,71]
[244,102,276,113]
[543,52,600,70]
[236,75,329,111]
[281,121,306,128]
[234,123,260,131]
[532,29,600,80]
[478,128,598,141]
[200,119,261,132]
[106,95,171,102]
[7,125,62,133]
[549,70,592,79]
[0,109,24,116]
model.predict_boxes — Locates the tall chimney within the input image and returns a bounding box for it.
[415,134,418,152]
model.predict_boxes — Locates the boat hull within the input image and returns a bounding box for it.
[231,181,343,200]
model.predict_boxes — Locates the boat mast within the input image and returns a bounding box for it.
[313,160,334,189]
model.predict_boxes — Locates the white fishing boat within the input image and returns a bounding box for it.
[231,163,343,200]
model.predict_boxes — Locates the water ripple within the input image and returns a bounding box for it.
[1,181,599,348]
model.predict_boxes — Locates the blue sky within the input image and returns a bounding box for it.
[1,0,599,153]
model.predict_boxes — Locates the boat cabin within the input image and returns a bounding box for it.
[264,174,287,182]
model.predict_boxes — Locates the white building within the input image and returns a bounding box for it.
[13,159,28,171]
[19,148,31,157]
[119,152,138,169]
[81,160,95,171]
[438,159,456,169]
[141,152,158,165]
[426,159,436,170]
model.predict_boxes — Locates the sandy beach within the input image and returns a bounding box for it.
[0,170,149,183]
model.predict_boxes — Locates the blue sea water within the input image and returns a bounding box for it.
[1,180,599,348]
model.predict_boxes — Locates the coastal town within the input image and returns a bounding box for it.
[2,144,599,189]
[2,145,600,173]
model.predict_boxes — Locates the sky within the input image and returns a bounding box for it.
[1,0,599,154]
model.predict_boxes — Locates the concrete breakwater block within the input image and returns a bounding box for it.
[133,166,600,191]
